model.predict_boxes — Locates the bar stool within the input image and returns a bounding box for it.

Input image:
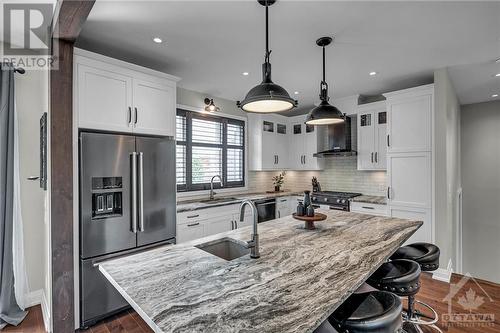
[327,291,404,333]
[367,259,442,333]
[390,242,441,331]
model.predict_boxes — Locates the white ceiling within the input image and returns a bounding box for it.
[77,1,500,113]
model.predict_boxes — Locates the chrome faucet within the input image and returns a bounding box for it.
[239,199,260,259]
[209,175,223,200]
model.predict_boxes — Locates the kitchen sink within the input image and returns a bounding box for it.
[198,197,240,204]
[195,238,250,261]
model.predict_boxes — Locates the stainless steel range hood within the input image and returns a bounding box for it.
[314,116,357,157]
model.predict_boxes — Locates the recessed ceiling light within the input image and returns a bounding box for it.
[152,37,162,44]
[242,72,249,76]
[492,94,498,98]
[369,71,377,76]
[294,91,299,95]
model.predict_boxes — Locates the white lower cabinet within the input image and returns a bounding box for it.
[276,196,293,218]
[389,206,432,245]
[177,221,204,243]
[350,202,388,216]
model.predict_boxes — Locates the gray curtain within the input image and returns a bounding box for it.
[0,63,27,328]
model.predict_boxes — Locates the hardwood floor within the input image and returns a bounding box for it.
[3,273,499,332]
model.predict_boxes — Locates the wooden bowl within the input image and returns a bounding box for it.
[292,213,327,230]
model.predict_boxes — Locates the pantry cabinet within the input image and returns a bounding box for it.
[383,84,434,244]
[74,48,179,137]
[357,101,387,170]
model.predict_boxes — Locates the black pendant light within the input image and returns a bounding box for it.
[237,0,297,113]
[305,37,345,125]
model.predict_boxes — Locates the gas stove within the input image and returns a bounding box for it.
[311,191,362,211]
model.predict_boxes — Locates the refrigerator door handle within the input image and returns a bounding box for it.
[138,152,145,232]
[130,152,138,233]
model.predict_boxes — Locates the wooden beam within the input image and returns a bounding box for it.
[50,1,94,332]
[52,0,95,41]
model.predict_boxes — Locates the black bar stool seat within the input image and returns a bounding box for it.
[367,259,421,296]
[390,243,440,271]
[328,291,403,333]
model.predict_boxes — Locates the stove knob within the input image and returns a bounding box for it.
[324,198,328,202]
[341,199,346,204]
[336,199,341,203]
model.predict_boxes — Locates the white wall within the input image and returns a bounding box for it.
[14,68,51,315]
[433,68,461,272]
[461,101,500,283]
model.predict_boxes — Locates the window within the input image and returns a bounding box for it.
[176,109,245,192]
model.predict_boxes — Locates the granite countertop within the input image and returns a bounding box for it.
[99,210,421,333]
[350,195,387,205]
[176,191,303,213]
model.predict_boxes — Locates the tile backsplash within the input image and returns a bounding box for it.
[248,156,387,196]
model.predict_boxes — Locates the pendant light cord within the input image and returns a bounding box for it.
[265,1,271,63]
[320,45,329,101]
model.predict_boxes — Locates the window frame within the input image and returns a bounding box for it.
[176,108,246,192]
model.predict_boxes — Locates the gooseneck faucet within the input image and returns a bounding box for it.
[209,175,223,200]
[239,199,260,259]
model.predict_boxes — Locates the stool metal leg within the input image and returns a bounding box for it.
[401,296,442,333]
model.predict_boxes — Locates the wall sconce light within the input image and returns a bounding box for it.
[204,98,220,112]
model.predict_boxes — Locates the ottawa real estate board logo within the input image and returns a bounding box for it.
[442,273,495,328]
[2,2,56,70]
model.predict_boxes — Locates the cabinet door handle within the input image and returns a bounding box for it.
[303,155,306,165]
[387,134,390,147]
[277,155,279,164]
[362,206,375,210]
[134,107,138,125]
[387,187,391,200]
[231,221,234,230]
[187,214,199,219]
[128,107,132,125]
[187,222,200,227]
[371,152,374,163]
[375,152,378,163]
[234,220,238,229]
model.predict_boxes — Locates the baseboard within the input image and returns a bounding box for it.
[433,259,453,283]
[41,290,51,333]
[26,289,43,308]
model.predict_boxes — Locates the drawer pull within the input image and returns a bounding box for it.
[187,214,199,219]
[362,206,375,210]
[187,223,200,227]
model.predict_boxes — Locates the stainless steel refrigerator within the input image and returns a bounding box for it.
[79,132,176,328]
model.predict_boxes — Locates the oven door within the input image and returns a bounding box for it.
[254,198,276,223]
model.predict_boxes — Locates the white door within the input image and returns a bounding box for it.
[77,64,133,132]
[261,120,277,169]
[390,207,432,244]
[275,122,289,169]
[388,152,431,208]
[375,110,387,170]
[133,79,175,136]
[387,94,432,153]
[357,112,375,170]
[177,222,204,243]
[290,123,304,169]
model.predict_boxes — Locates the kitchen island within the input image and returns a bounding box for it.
[99,210,421,333]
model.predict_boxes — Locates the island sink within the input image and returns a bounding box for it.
[195,237,250,261]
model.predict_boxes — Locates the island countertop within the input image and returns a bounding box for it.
[99,210,421,333]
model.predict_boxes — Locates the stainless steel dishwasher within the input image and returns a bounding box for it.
[253,198,276,223]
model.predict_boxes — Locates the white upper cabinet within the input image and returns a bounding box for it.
[357,101,387,170]
[248,114,290,171]
[74,49,180,136]
[289,115,325,171]
[132,79,176,136]
[385,85,433,153]
[77,64,133,133]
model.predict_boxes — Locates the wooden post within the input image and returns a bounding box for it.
[50,1,94,331]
